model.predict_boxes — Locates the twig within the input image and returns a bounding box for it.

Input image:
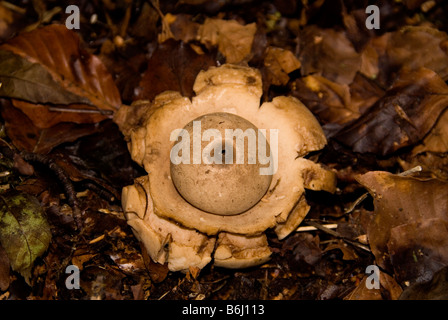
[48,106,114,115]
[398,165,422,176]
[304,220,371,253]
[296,223,338,232]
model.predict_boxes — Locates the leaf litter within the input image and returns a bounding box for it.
[0,0,448,300]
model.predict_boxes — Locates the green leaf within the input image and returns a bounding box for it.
[0,49,91,105]
[0,190,51,284]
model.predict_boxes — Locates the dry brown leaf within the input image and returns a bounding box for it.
[292,73,383,126]
[197,18,256,64]
[412,109,448,154]
[335,68,448,156]
[356,171,448,285]
[0,100,98,153]
[388,218,448,284]
[386,26,448,81]
[343,276,382,300]
[0,24,121,113]
[0,25,122,152]
[344,271,402,300]
[135,40,216,102]
[298,25,361,85]
[264,46,301,86]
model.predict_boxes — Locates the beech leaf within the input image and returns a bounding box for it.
[0,50,90,105]
[0,190,51,284]
[335,68,448,156]
[356,171,448,285]
[136,40,216,101]
[0,24,121,112]
[298,25,361,85]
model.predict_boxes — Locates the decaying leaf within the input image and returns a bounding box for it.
[136,40,216,101]
[412,109,448,154]
[356,171,448,285]
[0,24,122,152]
[344,271,402,300]
[263,46,301,86]
[0,50,90,106]
[0,24,121,113]
[298,25,361,85]
[399,109,448,180]
[292,73,384,126]
[0,99,99,154]
[360,26,448,87]
[384,26,448,81]
[400,266,448,300]
[335,68,448,156]
[0,190,51,284]
[197,18,256,64]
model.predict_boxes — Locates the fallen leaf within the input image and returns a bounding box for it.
[135,39,216,101]
[344,271,402,300]
[343,276,382,300]
[385,26,448,81]
[0,190,51,284]
[52,120,145,191]
[197,18,256,64]
[0,24,122,152]
[0,49,90,106]
[388,218,448,284]
[0,2,27,40]
[356,171,448,285]
[292,73,383,126]
[0,24,121,112]
[0,99,98,153]
[400,266,448,300]
[412,109,448,154]
[263,46,301,86]
[334,68,448,156]
[283,233,322,274]
[399,109,448,180]
[399,152,448,181]
[298,25,361,85]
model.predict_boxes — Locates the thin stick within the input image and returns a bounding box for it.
[303,220,371,253]
[297,223,338,232]
[48,106,114,115]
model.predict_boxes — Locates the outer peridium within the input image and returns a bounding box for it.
[118,64,336,271]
